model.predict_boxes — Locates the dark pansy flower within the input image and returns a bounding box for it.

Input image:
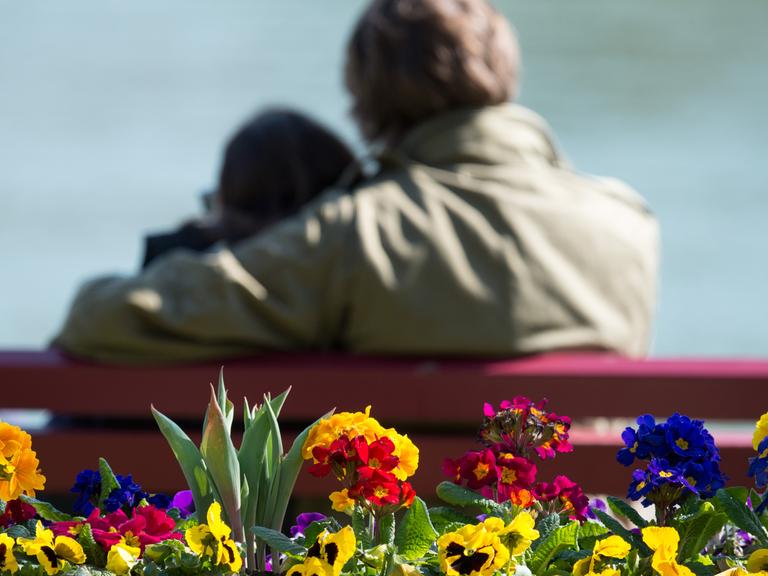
[0,498,37,527]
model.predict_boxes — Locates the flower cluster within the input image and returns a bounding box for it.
[71,468,171,516]
[437,514,539,576]
[748,411,768,492]
[0,422,46,501]
[303,407,418,514]
[444,397,588,521]
[480,397,573,459]
[617,414,726,507]
[185,502,241,573]
[17,521,86,575]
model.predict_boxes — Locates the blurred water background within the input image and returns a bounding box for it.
[1,0,766,356]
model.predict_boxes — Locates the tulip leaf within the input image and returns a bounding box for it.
[19,495,72,522]
[152,405,214,523]
[97,458,121,509]
[201,385,242,540]
[678,511,727,563]
[395,497,438,560]
[529,521,579,574]
[606,496,649,528]
[435,481,505,515]
[251,526,307,556]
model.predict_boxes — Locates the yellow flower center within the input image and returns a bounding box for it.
[630,442,638,453]
[374,486,389,498]
[473,462,490,481]
[501,468,518,484]
[369,458,381,469]
[676,438,689,451]
[659,471,674,478]
[636,481,646,491]
[124,532,141,549]
[687,477,697,486]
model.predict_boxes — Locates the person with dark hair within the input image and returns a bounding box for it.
[54,0,658,362]
[141,109,358,267]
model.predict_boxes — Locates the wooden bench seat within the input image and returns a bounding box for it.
[2,350,767,502]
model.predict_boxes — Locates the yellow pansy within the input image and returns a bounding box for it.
[306,527,356,576]
[0,533,18,574]
[642,526,694,576]
[185,502,242,573]
[593,536,631,560]
[329,489,355,514]
[287,556,334,576]
[437,520,510,576]
[106,541,141,575]
[753,413,768,451]
[746,549,768,574]
[19,521,85,575]
[490,512,540,555]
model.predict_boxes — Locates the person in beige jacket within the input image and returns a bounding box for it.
[53,0,658,363]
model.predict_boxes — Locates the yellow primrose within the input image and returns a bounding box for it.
[185,502,242,573]
[489,512,540,555]
[389,432,419,480]
[746,549,768,574]
[329,489,356,514]
[753,412,768,451]
[437,521,510,576]
[0,533,18,574]
[19,521,85,576]
[306,526,356,576]
[106,541,141,575]
[572,561,621,576]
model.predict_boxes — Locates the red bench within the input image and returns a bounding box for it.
[2,350,767,502]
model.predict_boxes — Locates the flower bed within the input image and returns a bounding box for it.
[1,375,767,576]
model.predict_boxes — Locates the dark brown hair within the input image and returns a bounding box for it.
[218,109,356,216]
[345,0,520,144]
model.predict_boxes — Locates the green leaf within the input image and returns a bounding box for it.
[592,509,648,554]
[252,526,307,556]
[200,385,243,540]
[152,404,214,523]
[577,521,610,539]
[78,522,106,567]
[607,496,649,528]
[395,497,438,560]
[97,457,120,509]
[529,521,579,574]
[5,524,31,538]
[684,561,718,576]
[435,482,504,515]
[19,495,72,522]
[677,511,727,563]
[714,489,768,545]
[428,507,475,534]
[532,513,562,551]
[303,518,343,547]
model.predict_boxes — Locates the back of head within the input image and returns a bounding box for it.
[345,0,520,145]
[218,109,356,219]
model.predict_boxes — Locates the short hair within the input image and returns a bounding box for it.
[345,0,520,144]
[218,109,356,217]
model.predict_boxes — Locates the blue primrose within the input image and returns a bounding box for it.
[748,436,768,489]
[664,413,719,462]
[70,469,102,516]
[616,414,669,466]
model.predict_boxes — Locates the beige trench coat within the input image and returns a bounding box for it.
[54,104,659,363]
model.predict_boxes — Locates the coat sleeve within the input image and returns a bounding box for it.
[52,192,356,363]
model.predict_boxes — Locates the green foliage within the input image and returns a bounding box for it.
[532,513,562,551]
[592,509,647,553]
[19,495,72,522]
[529,520,580,574]
[715,488,768,545]
[252,526,307,556]
[677,509,727,563]
[427,507,475,535]
[395,497,438,560]
[97,458,121,510]
[435,481,505,515]
[606,496,649,528]
[77,523,106,568]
